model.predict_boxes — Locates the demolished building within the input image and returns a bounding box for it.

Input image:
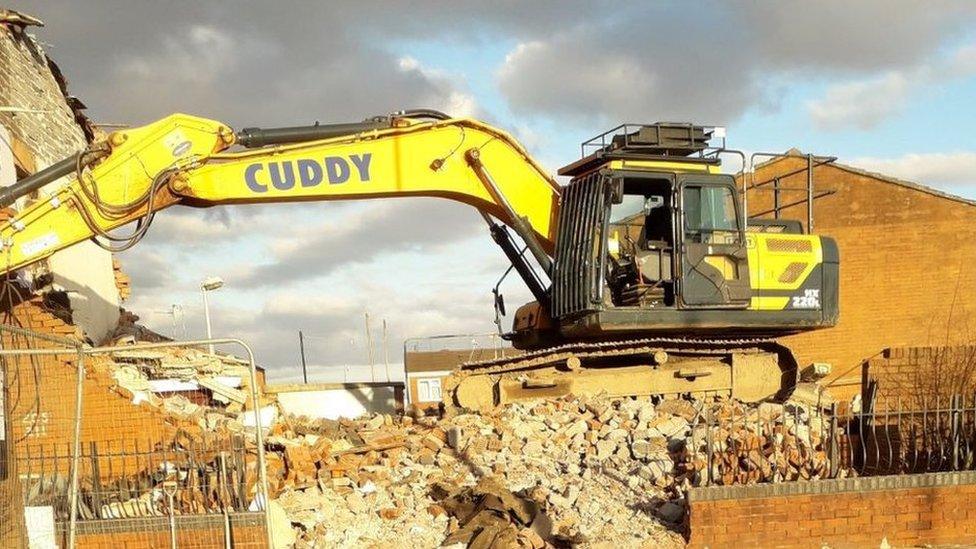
[0,7,975,549]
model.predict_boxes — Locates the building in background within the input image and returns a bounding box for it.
[403,334,518,410]
[746,153,976,399]
[267,381,404,420]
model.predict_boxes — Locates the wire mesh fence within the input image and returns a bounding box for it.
[1,321,80,548]
[0,322,272,548]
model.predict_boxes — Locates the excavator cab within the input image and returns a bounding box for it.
[510,123,838,349]
[603,170,750,310]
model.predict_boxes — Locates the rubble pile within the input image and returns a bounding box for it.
[72,370,844,547]
[109,347,250,402]
[681,399,841,485]
[99,345,257,432]
[263,392,846,548]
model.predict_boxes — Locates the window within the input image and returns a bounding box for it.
[609,193,651,224]
[683,185,739,242]
[417,378,442,402]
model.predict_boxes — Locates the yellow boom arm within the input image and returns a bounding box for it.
[0,113,561,274]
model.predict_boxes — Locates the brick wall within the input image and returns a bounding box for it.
[0,297,213,546]
[0,26,89,171]
[745,157,976,396]
[113,258,131,302]
[688,472,976,548]
[2,298,200,477]
[865,345,976,405]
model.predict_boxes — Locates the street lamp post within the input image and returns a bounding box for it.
[200,276,224,354]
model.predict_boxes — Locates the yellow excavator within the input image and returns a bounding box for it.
[0,110,837,407]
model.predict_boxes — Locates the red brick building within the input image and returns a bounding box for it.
[747,154,976,397]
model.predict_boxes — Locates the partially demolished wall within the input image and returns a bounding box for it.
[0,11,121,344]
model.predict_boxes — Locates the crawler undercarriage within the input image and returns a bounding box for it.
[446,337,799,410]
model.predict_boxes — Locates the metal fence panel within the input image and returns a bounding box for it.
[0,324,272,548]
[683,392,976,489]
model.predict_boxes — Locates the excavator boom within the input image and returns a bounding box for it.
[0,113,559,281]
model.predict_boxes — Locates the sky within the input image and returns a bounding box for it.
[12,1,976,383]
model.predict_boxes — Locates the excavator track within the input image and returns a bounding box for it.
[445,336,799,410]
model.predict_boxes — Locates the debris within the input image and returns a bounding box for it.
[105,344,254,417]
[240,405,278,431]
[93,371,846,548]
[267,500,297,549]
[789,381,835,410]
[656,501,684,524]
[161,379,846,548]
[439,477,546,548]
[0,8,44,27]
[196,376,248,409]
[800,362,832,381]
[161,395,202,420]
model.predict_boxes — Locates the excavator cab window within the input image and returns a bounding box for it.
[682,185,739,244]
[677,176,751,308]
[604,176,676,308]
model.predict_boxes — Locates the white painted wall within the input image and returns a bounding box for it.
[275,386,399,420]
[47,243,121,343]
[0,127,14,188]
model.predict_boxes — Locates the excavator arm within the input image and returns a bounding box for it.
[0,112,560,300]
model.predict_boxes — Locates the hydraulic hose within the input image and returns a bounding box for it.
[397,109,451,120]
[236,120,393,148]
[235,109,453,148]
[0,154,79,208]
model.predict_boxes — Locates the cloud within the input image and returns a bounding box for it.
[849,152,976,187]
[953,44,976,73]
[494,2,976,125]
[15,2,480,127]
[116,25,239,84]
[496,10,760,125]
[749,1,976,70]
[118,248,171,291]
[397,56,479,118]
[807,40,976,130]
[807,72,913,130]
[20,1,976,130]
[193,280,499,378]
[234,198,484,288]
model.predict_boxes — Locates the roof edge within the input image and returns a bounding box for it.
[753,148,976,208]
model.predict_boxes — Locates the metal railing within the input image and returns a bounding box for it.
[746,152,838,232]
[403,332,510,354]
[683,393,976,488]
[23,436,254,521]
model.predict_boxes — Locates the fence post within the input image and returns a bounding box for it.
[828,402,838,478]
[704,403,713,485]
[67,348,84,549]
[951,394,961,471]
